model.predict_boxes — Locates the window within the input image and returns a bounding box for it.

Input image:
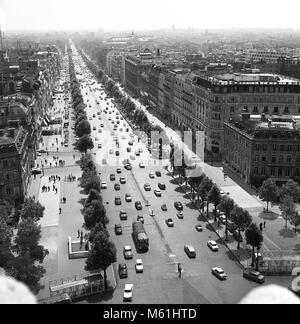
[262,156,266,162]
[288,145,293,151]
[279,155,284,162]
[255,156,259,162]
[273,144,278,151]
[230,106,235,113]
[296,169,300,177]
[272,156,276,163]
[255,144,260,150]
[253,107,258,113]
[271,168,276,176]
[261,167,266,176]
[286,168,291,177]
[264,106,269,113]
[287,156,292,163]
[278,168,283,177]
[254,167,259,175]
[284,107,290,114]
[274,107,279,114]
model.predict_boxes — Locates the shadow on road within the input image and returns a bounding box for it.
[279,228,297,238]
[226,248,251,262]
[259,211,279,221]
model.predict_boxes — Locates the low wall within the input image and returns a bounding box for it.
[68,237,90,260]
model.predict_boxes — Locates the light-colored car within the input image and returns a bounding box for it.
[101,181,107,189]
[184,245,196,258]
[123,284,133,302]
[154,189,162,197]
[149,172,155,179]
[207,241,219,252]
[177,211,184,219]
[135,259,144,273]
[212,267,227,281]
[123,246,133,260]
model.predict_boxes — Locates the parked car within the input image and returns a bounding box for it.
[165,219,174,227]
[161,204,168,212]
[115,197,122,206]
[120,177,126,184]
[158,183,166,190]
[137,215,145,224]
[195,225,203,232]
[110,174,116,181]
[154,189,162,197]
[149,172,155,179]
[135,259,144,273]
[155,171,162,177]
[207,241,219,252]
[31,168,42,175]
[123,246,133,260]
[135,201,143,211]
[114,184,121,191]
[144,184,151,192]
[120,211,128,221]
[177,211,184,219]
[174,202,184,211]
[243,270,265,284]
[125,194,132,203]
[101,181,107,189]
[123,284,133,302]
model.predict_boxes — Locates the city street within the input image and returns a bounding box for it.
[71,45,293,304]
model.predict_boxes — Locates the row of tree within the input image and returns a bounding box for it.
[79,154,117,290]
[0,197,48,294]
[68,45,94,154]
[259,178,300,229]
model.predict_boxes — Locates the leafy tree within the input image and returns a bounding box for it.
[199,177,213,215]
[0,217,13,267]
[81,173,101,195]
[280,179,300,203]
[84,200,108,229]
[259,179,279,212]
[76,120,91,138]
[89,222,110,243]
[20,197,45,222]
[85,231,117,289]
[280,195,296,229]
[231,206,252,249]
[14,218,49,263]
[208,185,221,221]
[76,135,94,154]
[245,223,263,267]
[218,196,235,241]
[80,154,96,172]
[5,255,46,295]
[85,189,103,207]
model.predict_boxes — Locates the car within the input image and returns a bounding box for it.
[212,267,227,281]
[135,259,144,273]
[207,241,219,252]
[195,225,203,232]
[115,224,123,235]
[127,147,132,153]
[135,201,143,211]
[158,183,166,190]
[243,270,265,284]
[31,168,42,175]
[135,151,140,157]
[98,117,102,121]
[119,264,128,279]
[139,163,145,168]
[155,171,162,177]
[123,246,133,260]
[110,174,116,181]
[93,127,97,131]
[120,211,128,221]
[128,141,134,146]
[115,150,120,157]
[137,215,145,224]
[184,245,196,258]
[144,184,151,192]
[101,124,104,128]
[37,152,42,157]
[123,284,133,302]
[165,218,174,227]
[115,197,122,206]
[101,181,107,189]
[219,213,227,225]
[120,177,126,184]
[109,149,114,155]
[125,194,132,202]
[149,172,155,179]
[161,204,168,212]
[125,164,132,171]
[38,149,47,154]
[93,114,96,118]
[154,190,162,197]
[98,129,102,133]
[95,137,99,142]
[220,190,226,197]
[98,144,102,149]
[102,159,107,165]
[177,211,184,219]
[89,117,93,121]
[114,184,121,191]
[174,202,184,211]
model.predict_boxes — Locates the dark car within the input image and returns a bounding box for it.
[114,184,121,191]
[115,197,122,206]
[115,224,123,235]
[137,215,145,224]
[110,174,116,181]
[127,147,132,153]
[161,204,168,212]
[116,168,122,174]
[155,171,162,177]
[174,202,184,211]
[118,264,128,279]
[243,270,265,284]
[158,183,166,190]
[144,184,151,192]
[165,218,174,227]
[135,201,143,211]
[125,164,132,171]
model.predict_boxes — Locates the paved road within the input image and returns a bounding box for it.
[71,44,294,304]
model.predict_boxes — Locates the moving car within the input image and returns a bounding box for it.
[98,144,102,149]
[207,241,219,252]
[120,177,126,184]
[184,245,196,258]
[137,215,145,224]
[174,202,184,211]
[212,267,227,281]
[123,284,133,302]
[123,246,133,260]
[135,259,144,273]
[149,172,155,179]
[144,184,151,192]
[177,211,184,219]
[110,174,116,181]
[135,201,143,210]
[117,209,127,220]
[139,163,145,168]
[243,270,265,284]
[158,183,166,190]
[119,264,128,278]
[195,225,203,232]
[125,194,132,202]
[31,168,42,175]
[154,189,162,197]
[115,197,122,206]
[116,168,122,174]
[161,204,168,212]
[101,181,107,189]
[165,219,174,227]
[115,224,123,235]
[124,164,132,171]
[155,171,162,177]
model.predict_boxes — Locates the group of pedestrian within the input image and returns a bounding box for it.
[65,174,76,182]
[77,230,89,251]
[260,222,266,231]
[49,175,61,183]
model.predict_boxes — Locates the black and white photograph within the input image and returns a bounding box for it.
[1,0,300,308]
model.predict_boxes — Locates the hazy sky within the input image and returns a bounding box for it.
[1,0,300,31]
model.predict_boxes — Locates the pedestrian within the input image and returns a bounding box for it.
[49,177,51,183]
[178,263,182,278]
[56,188,58,194]
[80,237,83,249]
[78,229,80,238]
[81,231,83,239]
[59,208,62,214]
[50,163,52,168]
[264,221,266,229]
[53,185,55,191]
[48,186,50,192]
